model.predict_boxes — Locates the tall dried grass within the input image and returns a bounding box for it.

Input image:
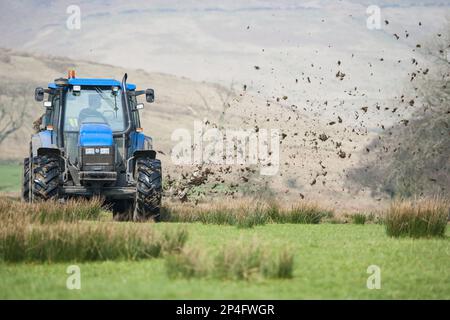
[166,239,294,280]
[214,240,294,280]
[0,197,188,262]
[165,246,211,279]
[385,198,449,238]
[0,197,104,224]
[0,221,188,262]
[266,202,332,224]
[162,199,332,227]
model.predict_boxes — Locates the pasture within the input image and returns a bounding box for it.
[0,164,448,299]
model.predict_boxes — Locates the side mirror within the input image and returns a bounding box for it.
[136,103,144,110]
[145,89,154,103]
[35,87,44,102]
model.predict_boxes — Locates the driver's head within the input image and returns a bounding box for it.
[88,94,101,110]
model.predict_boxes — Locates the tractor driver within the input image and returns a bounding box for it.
[78,94,108,125]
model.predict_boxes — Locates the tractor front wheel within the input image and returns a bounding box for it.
[133,158,162,222]
[31,154,61,201]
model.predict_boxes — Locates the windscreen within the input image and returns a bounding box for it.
[64,86,126,132]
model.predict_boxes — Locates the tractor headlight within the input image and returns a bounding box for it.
[85,148,95,155]
[100,148,110,155]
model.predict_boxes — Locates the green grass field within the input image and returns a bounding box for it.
[0,164,21,192]
[1,223,449,299]
[0,164,448,299]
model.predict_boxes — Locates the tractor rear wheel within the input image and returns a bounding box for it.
[133,158,162,222]
[21,157,31,202]
[31,154,61,201]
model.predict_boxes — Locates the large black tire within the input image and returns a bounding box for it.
[133,158,162,222]
[21,157,30,202]
[31,154,61,201]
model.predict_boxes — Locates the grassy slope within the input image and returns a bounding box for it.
[0,164,21,192]
[1,223,448,299]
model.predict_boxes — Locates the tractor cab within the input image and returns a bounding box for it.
[26,71,162,221]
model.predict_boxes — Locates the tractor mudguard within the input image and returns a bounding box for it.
[125,149,156,184]
[31,130,57,157]
[37,147,62,157]
[133,150,156,159]
[130,132,153,151]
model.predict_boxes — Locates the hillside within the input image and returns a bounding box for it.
[1,1,447,101]
[347,32,450,198]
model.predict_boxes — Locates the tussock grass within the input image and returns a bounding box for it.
[0,197,104,224]
[162,199,332,227]
[385,198,449,238]
[214,240,267,280]
[198,208,238,225]
[166,246,211,279]
[0,197,188,262]
[163,200,270,227]
[322,211,383,224]
[271,202,331,224]
[351,213,367,225]
[0,221,188,262]
[166,240,294,280]
[161,227,189,253]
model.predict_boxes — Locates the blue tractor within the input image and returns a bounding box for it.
[22,71,162,221]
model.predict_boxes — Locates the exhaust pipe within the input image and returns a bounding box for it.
[121,73,132,168]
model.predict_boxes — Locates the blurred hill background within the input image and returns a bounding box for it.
[0,0,448,209]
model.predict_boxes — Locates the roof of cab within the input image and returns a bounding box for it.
[48,78,136,90]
